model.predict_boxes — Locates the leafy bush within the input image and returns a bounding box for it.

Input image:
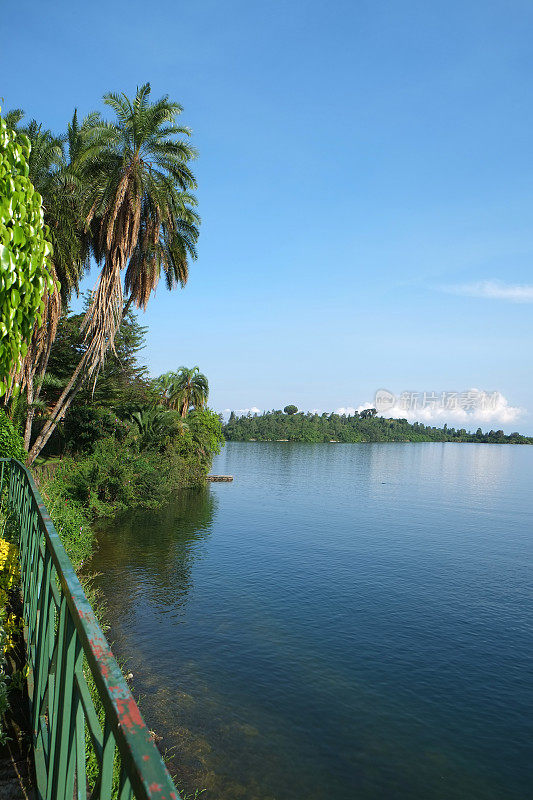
[45,411,223,525]
[186,408,224,463]
[64,406,130,453]
[45,439,132,520]
[40,477,94,569]
[48,436,188,521]
[0,408,26,461]
[127,407,185,452]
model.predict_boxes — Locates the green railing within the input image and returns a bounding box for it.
[0,459,181,800]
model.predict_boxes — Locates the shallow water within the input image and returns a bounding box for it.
[90,442,533,800]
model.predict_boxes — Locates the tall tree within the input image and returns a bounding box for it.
[172,366,209,417]
[28,84,199,464]
[154,366,208,416]
[43,300,150,412]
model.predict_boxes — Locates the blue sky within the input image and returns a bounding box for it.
[3,1,533,431]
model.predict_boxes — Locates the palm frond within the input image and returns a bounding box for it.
[4,108,25,128]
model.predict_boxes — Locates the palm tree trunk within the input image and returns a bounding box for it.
[27,350,90,465]
[27,284,136,465]
[23,339,54,453]
[24,378,35,452]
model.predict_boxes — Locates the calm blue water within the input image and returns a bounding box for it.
[90,443,533,800]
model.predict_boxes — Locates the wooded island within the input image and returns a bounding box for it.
[223,408,532,444]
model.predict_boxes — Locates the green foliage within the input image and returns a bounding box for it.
[24,84,201,464]
[0,109,54,395]
[359,407,377,419]
[44,302,150,410]
[75,83,199,382]
[50,438,139,519]
[34,301,221,518]
[33,305,149,457]
[127,407,187,450]
[284,405,298,415]
[187,408,224,462]
[0,409,26,461]
[223,410,533,444]
[37,474,94,569]
[153,366,209,416]
[47,431,214,522]
[0,537,22,744]
[5,112,91,301]
[63,407,129,453]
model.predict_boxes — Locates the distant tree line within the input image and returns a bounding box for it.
[223,408,532,444]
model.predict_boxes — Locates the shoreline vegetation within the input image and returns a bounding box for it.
[223,407,533,444]
[29,304,224,525]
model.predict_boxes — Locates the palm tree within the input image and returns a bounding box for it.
[28,84,199,464]
[171,366,209,417]
[4,112,91,448]
[151,372,178,409]
[152,367,208,416]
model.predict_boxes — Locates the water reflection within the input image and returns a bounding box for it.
[90,487,216,624]
[89,445,532,800]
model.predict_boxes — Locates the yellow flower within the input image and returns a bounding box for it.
[0,539,21,654]
[0,539,19,591]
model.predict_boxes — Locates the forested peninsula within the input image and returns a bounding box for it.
[223,408,533,444]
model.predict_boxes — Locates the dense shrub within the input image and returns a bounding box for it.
[186,408,224,463]
[40,476,94,569]
[0,409,26,461]
[44,420,221,524]
[63,406,129,453]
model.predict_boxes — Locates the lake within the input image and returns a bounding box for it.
[90,442,532,800]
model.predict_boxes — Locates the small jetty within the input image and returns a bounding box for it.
[207,475,234,482]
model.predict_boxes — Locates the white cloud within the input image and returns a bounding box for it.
[335,407,358,416]
[221,407,261,419]
[443,280,533,303]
